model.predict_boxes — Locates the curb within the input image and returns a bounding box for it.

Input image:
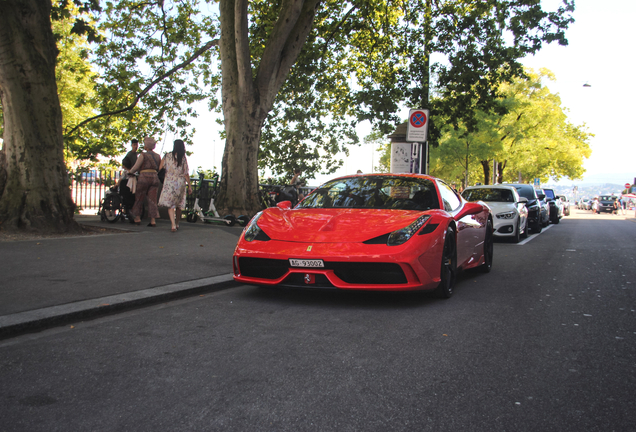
[0,274,238,340]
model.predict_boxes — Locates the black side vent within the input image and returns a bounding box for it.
[363,233,390,244]
[418,223,439,235]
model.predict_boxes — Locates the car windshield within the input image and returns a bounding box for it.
[513,186,535,200]
[543,189,556,199]
[462,188,514,203]
[297,176,440,210]
[599,195,615,201]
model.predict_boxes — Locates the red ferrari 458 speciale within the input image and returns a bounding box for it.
[233,173,493,297]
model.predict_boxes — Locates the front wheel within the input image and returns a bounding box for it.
[101,195,121,223]
[237,215,250,227]
[435,227,457,299]
[224,215,237,227]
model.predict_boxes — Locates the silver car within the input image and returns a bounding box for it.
[462,185,529,243]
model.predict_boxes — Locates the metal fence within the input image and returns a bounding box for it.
[71,169,211,213]
[71,169,316,213]
[71,170,124,212]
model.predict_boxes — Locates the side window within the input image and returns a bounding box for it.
[437,181,461,212]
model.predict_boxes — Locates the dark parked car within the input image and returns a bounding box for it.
[597,195,618,213]
[541,187,563,224]
[506,184,544,233]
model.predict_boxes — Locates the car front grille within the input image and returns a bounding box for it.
[238,257,407,285]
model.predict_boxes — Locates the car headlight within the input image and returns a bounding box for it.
[243,212,265,242]
[387,215,431,246]
[496,211,515,219]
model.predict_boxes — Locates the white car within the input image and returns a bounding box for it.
[462,185,529,243]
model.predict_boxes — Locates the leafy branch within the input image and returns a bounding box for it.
[64,38,219,138]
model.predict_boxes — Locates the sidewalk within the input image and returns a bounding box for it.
[0,214,243,339]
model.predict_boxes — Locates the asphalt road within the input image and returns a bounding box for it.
[1,210,635,431]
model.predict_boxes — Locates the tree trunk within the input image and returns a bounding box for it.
[497,160,506,184]
[480,160,490,185]
[215,0,321,217]
[0,0,78,233]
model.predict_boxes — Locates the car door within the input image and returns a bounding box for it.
[438,181,482,267]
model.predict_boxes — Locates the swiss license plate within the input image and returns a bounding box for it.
[289,259,325,268]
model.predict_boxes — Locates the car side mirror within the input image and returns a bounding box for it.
[537,193,545,200]
[455,202,484,220]
[277,201,292,210]
[518,197,528,204]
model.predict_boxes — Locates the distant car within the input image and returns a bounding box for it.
[597,195,618,213]
[541,187,563,224]
[557,195,570,216]
[462,185,528,243]
[534,188,551,227]
[233,173,494,298]
[577,198,589,210]
[505,184,544,233]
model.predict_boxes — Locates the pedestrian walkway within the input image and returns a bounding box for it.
[0,215,242,338]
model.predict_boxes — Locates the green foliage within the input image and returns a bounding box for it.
[429,68,592,186]
[256,0,575,179]
[5,0,575,181]
[52,3,102,161]
[195,166,219,180]
[62,0,221,162]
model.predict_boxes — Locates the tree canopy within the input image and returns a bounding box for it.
[428,68,592,187]
[0,0,580,232]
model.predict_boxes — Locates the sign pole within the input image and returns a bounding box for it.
[407,109,430,175]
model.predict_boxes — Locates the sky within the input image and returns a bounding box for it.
[182,0,636,187]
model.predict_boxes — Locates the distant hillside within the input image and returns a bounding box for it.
[542,183,626,200]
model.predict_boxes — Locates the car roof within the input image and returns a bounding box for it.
[504,183,534,190]
[463,185,517,192]
[327,172,437,182]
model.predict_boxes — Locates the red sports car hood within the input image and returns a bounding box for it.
[256,208,436,243]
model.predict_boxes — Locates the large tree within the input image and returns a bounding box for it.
[216,0,321,214]
[0,0,77,232]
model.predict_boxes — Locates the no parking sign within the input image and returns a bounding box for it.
[406,109,430,142]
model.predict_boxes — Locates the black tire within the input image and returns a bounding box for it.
[186,213,197,223]
[435,227,457,299]
[480,220,494,273]
[513,219,521,243]
[224,215,237,227]
[237,215,250,227]
[550,209,559,224]
[533,219,542,233]
[102,195,121,223]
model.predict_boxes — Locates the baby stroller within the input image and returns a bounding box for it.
[99,176,137,223]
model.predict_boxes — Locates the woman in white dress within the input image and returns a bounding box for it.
[158,139,192,231]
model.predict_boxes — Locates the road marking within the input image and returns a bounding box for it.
[516,224,553,245]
